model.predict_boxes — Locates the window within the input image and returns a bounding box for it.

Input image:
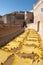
[41,8,43,12]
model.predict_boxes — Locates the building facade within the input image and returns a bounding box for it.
[2,11,33,27]
[2,13,15,24]
[25,12,33,24]
[34,0,43,40]
[2,12,25,26]
[0,16,3,24]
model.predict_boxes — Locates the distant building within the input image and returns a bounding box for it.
[0,16,3,24]
[2,13,15,24]
[2,11,33,27]
[25,12,33,24]
[13,12,25,26]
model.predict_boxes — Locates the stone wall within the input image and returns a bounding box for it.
[34,0,43,40]
[39,22,43,40]
[27,23,37,31]
[0,25,24,47]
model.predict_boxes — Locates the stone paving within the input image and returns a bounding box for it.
[0,29,43,65]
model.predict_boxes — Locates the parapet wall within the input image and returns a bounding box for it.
[27,23,37,31]
[0,25,24,47]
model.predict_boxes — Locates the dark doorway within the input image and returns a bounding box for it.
[37,21,40,32]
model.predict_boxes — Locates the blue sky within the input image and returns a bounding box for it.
[0,0,38,15]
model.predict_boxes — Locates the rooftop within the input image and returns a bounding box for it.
[34,0,43,9]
